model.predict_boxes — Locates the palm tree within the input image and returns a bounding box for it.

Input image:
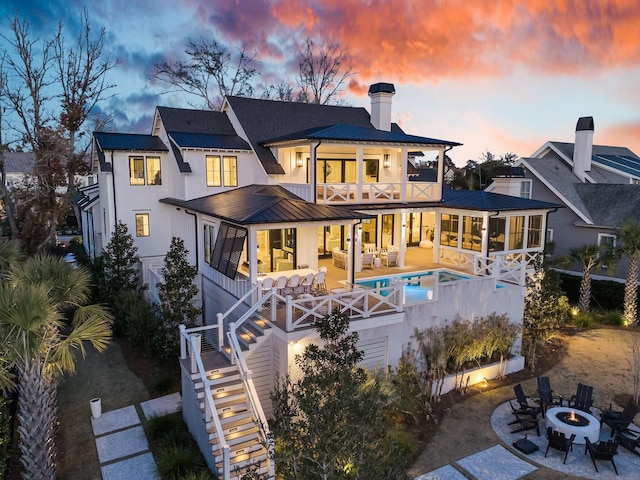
[0,249,113,479]
[616,220,640,325]
[559,244,615,312]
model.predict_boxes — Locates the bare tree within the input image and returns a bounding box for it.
[54,8,117,225]
[296,37,355,105]
[152,38,258,110]
[0,53,20,238]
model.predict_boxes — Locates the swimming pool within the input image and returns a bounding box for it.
[355,269,472,304]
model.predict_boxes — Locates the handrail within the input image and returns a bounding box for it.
[189,334,231,479]
[226,327,275,476]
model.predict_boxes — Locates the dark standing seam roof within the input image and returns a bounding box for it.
[160,185,372,225]
[93,132,168,173]
[575,184,640,226]
[167,132,252,151]
[441,190,561,211]
[262,124,461,147]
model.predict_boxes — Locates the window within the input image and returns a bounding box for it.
[598,233,616,248]
[135,213,150,237]
[520,180,531,199]
[129,156,161,185]
[508,216,525,250]
[206,155,237,187]
[546,229,554,243]
[489,217,506,252]
[204,224,216,264]
[462,216,483,251]
[210,222,247,279]
[527,215,543,248]
[440,214,459,247]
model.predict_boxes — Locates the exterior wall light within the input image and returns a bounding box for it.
[296,152,304,167]
[383,154,390,168]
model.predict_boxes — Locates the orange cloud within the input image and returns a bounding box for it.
[602,121,640,154]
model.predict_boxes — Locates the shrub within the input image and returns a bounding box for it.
[149,372,177,396]
[0,397,12,480]
[156,444,202,479]
[146,414,184,442]
[111,290,160,354]
[572,311,597,329]
[601,310,625,326]
[559,273,626,311]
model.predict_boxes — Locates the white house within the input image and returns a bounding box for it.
[80,83,559,478]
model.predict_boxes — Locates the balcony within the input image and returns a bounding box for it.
[314,181,439,204]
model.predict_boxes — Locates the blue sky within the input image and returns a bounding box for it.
[2,0,639,165]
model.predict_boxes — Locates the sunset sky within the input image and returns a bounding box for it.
[2,0,640,165]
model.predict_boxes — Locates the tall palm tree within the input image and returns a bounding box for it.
[0,250,113,479]
[560,244,615,312]
[616,220,640,325]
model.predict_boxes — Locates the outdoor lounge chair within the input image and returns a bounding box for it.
[536,376,564,414]
[584,437,619,475]
[615,429,640,457]
[567,383,593,413]
[602,401,640,438]
[513,384,542,417]
[545,427,575,464]
[509,402,540,436]
[361,252,375,269]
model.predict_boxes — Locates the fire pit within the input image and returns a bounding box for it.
[545,406,600,444]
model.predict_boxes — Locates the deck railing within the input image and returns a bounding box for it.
[315,181,439,204]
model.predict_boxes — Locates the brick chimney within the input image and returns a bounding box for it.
[368,82,395,131]
[573,116,594,182]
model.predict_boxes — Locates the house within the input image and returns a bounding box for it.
[487,116,640,279]
[79,83,558,478]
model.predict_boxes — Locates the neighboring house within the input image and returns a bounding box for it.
[3,151,35,189]
[487,116,640,279]
[79,83,558,478]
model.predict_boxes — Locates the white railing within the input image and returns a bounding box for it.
[316,181,439,204]
[182,332,230,478]
[439,247,476,268]
[475,252,542,286]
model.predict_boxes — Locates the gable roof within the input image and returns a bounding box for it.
[545,141,640,179]
[574,184,640,227]
[93,132,168,173]
[160,184,372,225]
[2,151,35,173]
[156,106,238,135]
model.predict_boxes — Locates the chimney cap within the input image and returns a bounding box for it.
[576,116,594,132]
[368,82,395,95]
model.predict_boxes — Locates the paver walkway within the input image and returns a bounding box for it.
[90,392,181,480]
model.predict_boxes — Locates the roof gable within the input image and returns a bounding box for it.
[3,152,35,173]
[575,184,640,227]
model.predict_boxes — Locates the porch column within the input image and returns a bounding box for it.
[249,228,259,280]
[311,141,319,203]
[356,147,363,202]
[355,223,363,272]
[437,148,445,201]
[399,212,406,267]
[400,148,408,202]
[348,223,357,284]
[481,212,490,258]
[433,212,441,265]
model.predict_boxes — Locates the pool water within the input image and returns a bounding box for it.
[355,269,471,303]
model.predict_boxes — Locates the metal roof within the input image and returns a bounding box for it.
[94,132,168,152]
[168,132,251,151]
[262,124,462,147]
[160,185,372,225]
[441,189,561,211]
[156,107,237,135]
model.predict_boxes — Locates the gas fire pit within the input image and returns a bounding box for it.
[545,406,600,444]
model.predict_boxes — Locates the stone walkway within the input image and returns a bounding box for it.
[90,392,182,480]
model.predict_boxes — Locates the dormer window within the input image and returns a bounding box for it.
[206,155,238,187]
[129,156,161,185]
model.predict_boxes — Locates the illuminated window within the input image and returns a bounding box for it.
[462,216,483,251]
[527,215,543,248]
[206,155,237,187]
[135,213,150,237]
[508,216,525,250]
[129,156,161,185]
[439,214,459,247]
[223,156,238,186]
[129,157,145,185]
[489,217,506,252]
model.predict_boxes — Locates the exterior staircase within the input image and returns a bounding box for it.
[183,314,274,479]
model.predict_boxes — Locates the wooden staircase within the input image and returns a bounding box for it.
[188,315,274,479]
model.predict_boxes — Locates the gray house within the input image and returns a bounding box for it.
[487,116,640,279]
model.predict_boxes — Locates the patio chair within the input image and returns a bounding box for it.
[299,272,315,295]
[313,271,327,295]
[536,376,563,414]
[567,383,594,413]
[508,402,540,436]
[361,252,375,269]
[615,429,640,457]
[602,401,640,438]
[385,250,399,267]
[545,427,575,464]
[513,384,542,417]
[274,276,288,297]
[584,437,619,475]
[283,274,300,296]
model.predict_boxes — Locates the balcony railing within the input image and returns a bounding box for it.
[281,182,440,204]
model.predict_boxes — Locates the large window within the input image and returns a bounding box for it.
[520,180,531,199]
[508,216,525,250]
[204,224,216,264]
[440,214,459,247]
[135,213,150,237]
[489,217,506,252]
[381,214,394,248]
[206,155,238,187]
[527,215,543,248]
[361,218,377,246]
[462,216,483,251]
[129,156,161,185]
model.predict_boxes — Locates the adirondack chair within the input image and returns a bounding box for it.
[508,402,540,436]
[602,401,640,438]
[536,376,564,414]
[513,384,542,417]
[584,437,619,475]
[545,427,575,464]
[567,383,593,413]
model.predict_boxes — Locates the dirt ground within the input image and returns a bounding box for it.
[408,326,640,479]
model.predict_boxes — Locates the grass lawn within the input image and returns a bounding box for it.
[56,340,151,480]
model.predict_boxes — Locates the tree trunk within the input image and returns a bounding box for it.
[579,269,591,312]
[16,362,57,480]
[625,256,639,325]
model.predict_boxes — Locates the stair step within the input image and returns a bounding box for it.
[213,440,266,463]
[210,425,260,446]
[208,414,257,435]
[208,409,253,429]
[216,453,271,478]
